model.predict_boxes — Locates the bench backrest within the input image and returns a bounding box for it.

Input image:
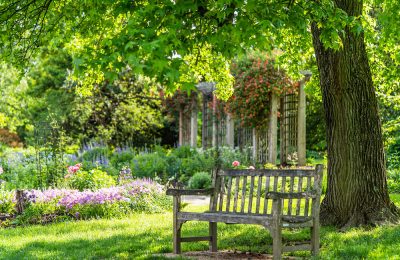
[210,165,323,218]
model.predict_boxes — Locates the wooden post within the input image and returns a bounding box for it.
[178,106,183,147]
[279,97,286,165]
[190,94,198,148]
[311,164,323,256]
[173,195,182,254]
[297,80,307,166]
[15,190,26,215]
[226,114,234,148]
[202,94,207,149]
[268,92,278,165]
[212,94,217,147]
[252,128,257,163]
[272,198,282,260]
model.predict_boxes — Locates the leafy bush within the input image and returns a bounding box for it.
[66,169,116,191]
[131,152,167,179]
[188,172,212,189]
[110,150,135,169]
[387,169,400,193]
[218,146,252,169]
[0,184,15,214]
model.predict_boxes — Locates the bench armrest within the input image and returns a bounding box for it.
[265,191,317,199]
[166,188,214,196]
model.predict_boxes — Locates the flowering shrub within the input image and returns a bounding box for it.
[226,54,298,127]
[66,163,82,177]
[14,179,171,225]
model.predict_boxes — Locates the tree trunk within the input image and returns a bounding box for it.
[311,0,399,227]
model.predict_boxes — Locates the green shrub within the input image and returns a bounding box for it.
[0,184,15,214]
[218,146,252,169]
[110,150,135,169]
[81,147,111,163]
[188,172,212,189]
[70,201,131,220]
[171,146,195,158]
[16,201,60,225]
[66,169,116,191]
[131,152,167,179]
[387,169,400,193]
[179,153,214,183]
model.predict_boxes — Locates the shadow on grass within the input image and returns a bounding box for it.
[320,225,400,259]
[0,224,182,260]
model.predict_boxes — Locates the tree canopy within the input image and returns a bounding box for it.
[1,0,400,227]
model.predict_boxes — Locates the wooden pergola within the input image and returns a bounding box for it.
[177,72,311,166]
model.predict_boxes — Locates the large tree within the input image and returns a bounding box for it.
[0,0,399,226]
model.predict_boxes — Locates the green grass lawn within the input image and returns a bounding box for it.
[0,195,399,259]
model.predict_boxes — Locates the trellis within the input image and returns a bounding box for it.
[177,72,310,166]
[34,121,65,188]
[280,93,299,165]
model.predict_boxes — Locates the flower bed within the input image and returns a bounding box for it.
[0,179,171,226]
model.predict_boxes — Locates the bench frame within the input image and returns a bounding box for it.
[167,164,323,260]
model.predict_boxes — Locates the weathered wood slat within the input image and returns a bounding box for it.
[288,176,295,216]
[226,177,232,212]
[282,221,314,228]
[304,176,311,217]
[273,176,278,192]
[296,177,303,215]
[263,176,271,214]
[255,175,262,214]
[265,191,317,199]
[233,177,240,212]
[220,169,316,177]
[248,176,255,213]
[211,176,220,211]
[167,188,214,196]
[240,176,247,213]
[281,176,286,215]
[178,212,273,226]
[283,244,312,252]
[218,176,225,211]
[181,236,212,242]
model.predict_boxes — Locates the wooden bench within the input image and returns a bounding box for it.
[166,164,323,260]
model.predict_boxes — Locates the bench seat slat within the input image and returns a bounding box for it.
[178,212,313,225]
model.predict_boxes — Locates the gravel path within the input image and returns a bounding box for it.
[182,195,210,206]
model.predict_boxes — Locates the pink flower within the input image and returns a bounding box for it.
[232,161,240,167]
[67,163,82,174]
[248,166,255,170]
[0,167,3,174]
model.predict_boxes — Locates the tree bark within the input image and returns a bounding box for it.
[311,0,399,227]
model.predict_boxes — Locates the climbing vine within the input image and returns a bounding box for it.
[226,54,298,128]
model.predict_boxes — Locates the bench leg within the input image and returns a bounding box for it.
[272,225,282,260]
[311,225,320,256]
[209,222,217,252]
[173,221,182,254]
